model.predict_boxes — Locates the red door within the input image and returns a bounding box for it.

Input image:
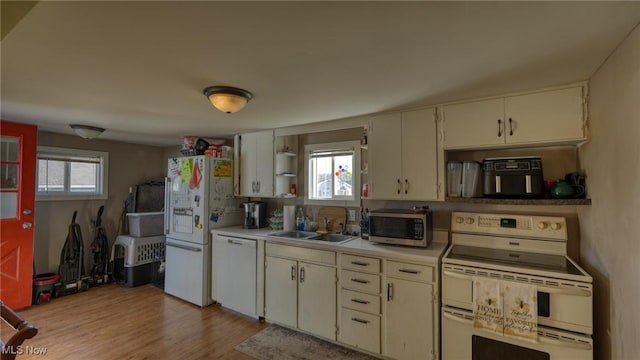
[0,120,37,309]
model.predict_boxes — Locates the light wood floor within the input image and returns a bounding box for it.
[7,284,267,359]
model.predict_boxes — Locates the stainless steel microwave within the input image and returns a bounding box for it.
[368,209,432,247]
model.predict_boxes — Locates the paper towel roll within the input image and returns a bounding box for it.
[283,205,296,231]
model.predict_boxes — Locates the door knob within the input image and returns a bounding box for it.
[22,222,33,229]
[22,209,32,215]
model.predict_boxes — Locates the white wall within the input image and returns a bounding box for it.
[579,25,640,360]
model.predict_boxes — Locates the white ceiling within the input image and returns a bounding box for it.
[2,1,639,146]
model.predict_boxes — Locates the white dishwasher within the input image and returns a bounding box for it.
[213,235,257,318]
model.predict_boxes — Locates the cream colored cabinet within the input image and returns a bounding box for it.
[338,254,382,355]
[238,130,274,197]
[368,108,440,200]
[384,261,437,360]
[264,243,337,340]
[441,85,586,149]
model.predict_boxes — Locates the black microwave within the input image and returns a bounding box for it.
[369,209,432,247]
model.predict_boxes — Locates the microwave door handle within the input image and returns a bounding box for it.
[538,336,593,350]
[537,285,592,297]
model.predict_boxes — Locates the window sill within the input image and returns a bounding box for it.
[36,194,108,202]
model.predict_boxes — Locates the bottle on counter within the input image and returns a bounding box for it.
[296,208,305,231]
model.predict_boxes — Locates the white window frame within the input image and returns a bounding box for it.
[36,146,109,201]
[304,140,360,207]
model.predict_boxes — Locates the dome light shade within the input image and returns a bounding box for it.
[70,124,105,139]
[203,86,253,114]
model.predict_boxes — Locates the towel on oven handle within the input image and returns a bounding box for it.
[503,281,538,342]
[472,277,503,335]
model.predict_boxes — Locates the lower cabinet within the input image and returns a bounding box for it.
[338,253,382,354]
[384,260,437,360]
[385,278,434,359]
[264,243,337,340]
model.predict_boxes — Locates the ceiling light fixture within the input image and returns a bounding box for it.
[69,124,105,139]
[203,86,253,114]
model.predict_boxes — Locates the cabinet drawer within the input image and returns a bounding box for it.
[386,261,433,282]
[341,270,380,294]
[341,254,381,273]
[266,243,335,265]
[341,289,380,315]
[338,308,380,354]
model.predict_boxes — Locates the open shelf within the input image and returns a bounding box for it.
[445,197,591,206]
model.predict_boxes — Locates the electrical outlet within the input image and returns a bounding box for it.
[348,209,356,222]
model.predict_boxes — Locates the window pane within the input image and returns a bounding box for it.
[0,164,18,190]
[0,193,17,219]
[38,159,65,192]
[334,155,353,197]
[1,136,19,162]
[70,162,97,192]
[313,157,332,199]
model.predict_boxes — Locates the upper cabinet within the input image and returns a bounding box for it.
[237,130,275,197]
[368,108,442,201]
[440,85,587,149]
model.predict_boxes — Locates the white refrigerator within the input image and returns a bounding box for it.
[164,156,242,306]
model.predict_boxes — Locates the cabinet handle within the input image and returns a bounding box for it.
[291,265,296,281]
[300,266,305,283]
[397,179,401,194]
[350,261,370,267]
[404,179,409,194]
[351,298,370,305]
[387,283,394,301]
[351,278,370,284]
[399,269,420,275]
[509,118,514,136]
[497,119,503,137]
[351,318,370,324]
[257,181,261,193]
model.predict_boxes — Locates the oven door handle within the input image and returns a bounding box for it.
[443,270,472,280]
[538,335,593,350]
[443,311,473,325]
[538,285,592,297]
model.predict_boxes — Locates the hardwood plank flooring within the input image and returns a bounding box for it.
[8,284,267,359]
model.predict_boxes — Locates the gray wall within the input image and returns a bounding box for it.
[35,132,167,273]
[578,24,640,360]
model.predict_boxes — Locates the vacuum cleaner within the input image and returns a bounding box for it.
[90,206,110,285]
[55,211,89,296]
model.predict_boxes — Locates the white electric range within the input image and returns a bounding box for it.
[442,212,593,360]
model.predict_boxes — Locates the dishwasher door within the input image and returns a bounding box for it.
[214,235,257,317]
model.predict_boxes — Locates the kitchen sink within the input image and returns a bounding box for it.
[268,231,355,244]
[269,230,319,239]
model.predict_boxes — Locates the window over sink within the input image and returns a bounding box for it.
[305,141,360,207]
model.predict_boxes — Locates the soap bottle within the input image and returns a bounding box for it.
[296,208,305,231]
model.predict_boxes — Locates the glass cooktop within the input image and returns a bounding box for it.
[447,245,583,276]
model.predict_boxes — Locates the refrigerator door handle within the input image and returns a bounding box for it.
[164,177,171,235]
[167,242,202,252]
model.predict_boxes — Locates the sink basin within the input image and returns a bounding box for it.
[308,233,354,243]
[269,230,319,239]
[268,231,355,244]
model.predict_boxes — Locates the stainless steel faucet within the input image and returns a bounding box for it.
[324,217,329,231]
[339,222,346,234]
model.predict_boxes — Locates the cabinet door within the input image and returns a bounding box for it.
[298,262,337,340]
[265,256,298,328]
[401,108,439,200]
[505,86,585,145]
[441,98,505,149]
[254,130,275,197]
[385,279,434,360]
[368,113,403,199]
[239,132,257,196]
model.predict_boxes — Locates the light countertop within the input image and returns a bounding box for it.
[212,226,449,265]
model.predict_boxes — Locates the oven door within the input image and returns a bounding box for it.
[442,308,593,360]
[442,265,593,334]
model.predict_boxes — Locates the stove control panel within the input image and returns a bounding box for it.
[451,212,568,240]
